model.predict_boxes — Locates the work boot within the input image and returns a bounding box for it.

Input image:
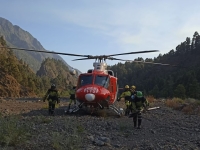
[134,121,137,128]
[125,110,128,116]
[138,120,142,129]
[48,109,51,115]
[67,104,71,113]
[125,111,127,116]
[51,110,55,116]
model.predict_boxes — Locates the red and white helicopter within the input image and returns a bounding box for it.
[1,47,172,115]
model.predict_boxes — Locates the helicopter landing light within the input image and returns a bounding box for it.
[85,93,95,101]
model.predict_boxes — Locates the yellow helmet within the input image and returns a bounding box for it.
[125,85,129,89]
[131,85,136,90]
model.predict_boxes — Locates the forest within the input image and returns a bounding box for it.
[1,31,200,100]
[0,36,77,97]
[109,31,200,100]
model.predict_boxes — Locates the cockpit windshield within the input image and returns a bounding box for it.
[79,75,93,86]
[94,75,109,88]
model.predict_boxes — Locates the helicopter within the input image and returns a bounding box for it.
[0,46,173,116]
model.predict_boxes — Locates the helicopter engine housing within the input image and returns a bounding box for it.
[70,68,76,75]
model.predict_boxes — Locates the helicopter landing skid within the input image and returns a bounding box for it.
[65,103,82,114]
[65,105,80,114]
[109,104,124,116]
[71,105,80,113]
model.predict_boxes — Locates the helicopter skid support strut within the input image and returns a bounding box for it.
[67,102,85,113]
[109,104,124,116]
[97,103,104,109]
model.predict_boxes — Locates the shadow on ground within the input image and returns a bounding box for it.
[21,105,121,118]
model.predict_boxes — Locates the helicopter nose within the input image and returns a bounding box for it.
[85,94,95,101]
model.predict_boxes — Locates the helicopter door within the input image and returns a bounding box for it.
[108,78,116,103]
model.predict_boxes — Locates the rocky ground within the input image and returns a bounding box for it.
[0,98,200,150]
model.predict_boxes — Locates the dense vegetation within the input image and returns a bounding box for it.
[0,37,77,97]
[109,31,200,100]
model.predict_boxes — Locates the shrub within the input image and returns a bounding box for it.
[146,95,155,103]
[51,118,83,150]
[165,98,184,110]
[0,115,31,147]
[165,99,178,108]
[182,105,194,115]
[165,97,200,115]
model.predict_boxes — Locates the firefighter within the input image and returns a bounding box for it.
[67,86,77,112]
[129,85,137,113]
[118,85,132,116]
[43,84,60,115]
[129,91,149,129]
[130,85,137,101]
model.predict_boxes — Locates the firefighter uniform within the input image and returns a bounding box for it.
[129,91,149,129]
[118,85,132,115]
[43,84,60,115]
[67,86,77,111]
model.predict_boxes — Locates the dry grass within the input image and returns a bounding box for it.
[165,97,200,115]
[181,105,194,115]
[165,98,184,109]
[146,95,155,103]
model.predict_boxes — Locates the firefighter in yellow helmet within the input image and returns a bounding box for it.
[118,85,131,116]
[130,85,137,98]
[43,84,60,115]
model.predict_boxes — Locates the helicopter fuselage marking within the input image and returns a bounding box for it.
[84,87,99,93]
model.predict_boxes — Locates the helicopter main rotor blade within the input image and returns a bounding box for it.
[72,58,95,61]
[1,47,159,58]
[108,50,159,57]
[0,47,91,57]
[127,60,178,67]
[108,57,177,67]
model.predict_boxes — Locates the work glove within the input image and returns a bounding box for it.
[143,103,147,108]
[143,105,148,113]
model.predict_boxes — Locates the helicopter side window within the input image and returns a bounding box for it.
[95,75,109,88]
[79,75,93,86]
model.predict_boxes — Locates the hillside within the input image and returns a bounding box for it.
[0,39,37,97]
[36,58,77,92]
[0,17,74,73]
[0,37,77,97]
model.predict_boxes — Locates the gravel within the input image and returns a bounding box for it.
[0,99,200,150]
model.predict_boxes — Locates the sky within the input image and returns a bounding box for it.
[1,0,200,73]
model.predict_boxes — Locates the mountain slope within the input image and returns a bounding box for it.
[36,58,77,90]
[0,17,73,72]
[0,39,37,97]
[0,37,78,97]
